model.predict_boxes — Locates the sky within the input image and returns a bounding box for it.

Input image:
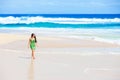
[0,0,120,14]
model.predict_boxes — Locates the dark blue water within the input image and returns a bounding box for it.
[0,14,120,28]
[0,14,120,18]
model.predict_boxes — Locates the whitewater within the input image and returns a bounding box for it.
[0,14,120,45]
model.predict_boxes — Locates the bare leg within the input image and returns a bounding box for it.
[32,50,35,59]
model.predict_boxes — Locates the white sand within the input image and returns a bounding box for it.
[0,48,120,80]
[0,33,120,80]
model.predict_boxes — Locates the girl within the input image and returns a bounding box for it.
[28,33,38,59]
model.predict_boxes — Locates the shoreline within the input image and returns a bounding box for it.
[0,33,119,48]
[0,28,120,46]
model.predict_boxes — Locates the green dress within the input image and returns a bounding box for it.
[30,39,36,50]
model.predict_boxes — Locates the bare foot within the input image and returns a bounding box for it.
[31,57,35,60]
[33,57,35,59]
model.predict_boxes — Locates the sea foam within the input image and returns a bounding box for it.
[0,16,120,24]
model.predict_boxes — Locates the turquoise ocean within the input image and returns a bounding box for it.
[0,14,120,44]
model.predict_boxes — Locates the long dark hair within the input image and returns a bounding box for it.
[31,33,37,43]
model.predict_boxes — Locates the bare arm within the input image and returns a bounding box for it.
[36,42,39,47]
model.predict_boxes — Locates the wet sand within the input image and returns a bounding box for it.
[0,33,120,80]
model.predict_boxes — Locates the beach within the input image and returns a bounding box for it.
[0,14,120,80]
[0,33,120,80]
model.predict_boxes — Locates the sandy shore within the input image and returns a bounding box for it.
[0,33,119,48]
[0,33,120,80]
